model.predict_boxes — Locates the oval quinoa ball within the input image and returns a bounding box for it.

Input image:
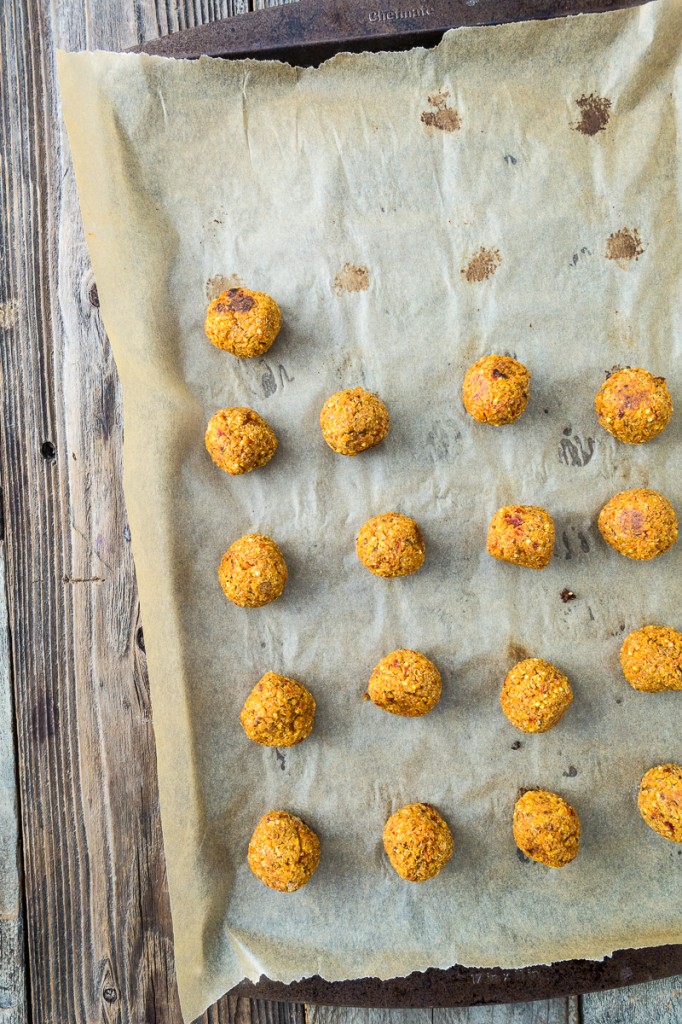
[620,626,682,692]
[205,287,282,358]
[638,764,682,843]
[383,803,454,882]
[487,505,555,570]
[320,387,390,455]
[205,407,277,475]
[248,810,321,891]
[368,649,441,717]
[462,355,531,425]
[356,513,425,578]
[595,367,673,444]
[219,533,287,608]
[240,672,316,746]
[598,489,678,560]
[513,790,581,868]
[501,658,573,733]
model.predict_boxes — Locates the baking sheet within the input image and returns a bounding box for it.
[57,2,682,1019]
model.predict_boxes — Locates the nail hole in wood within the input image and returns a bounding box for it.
[102,987,117,1003]
[41,441,56,461]
[136,627,145,653]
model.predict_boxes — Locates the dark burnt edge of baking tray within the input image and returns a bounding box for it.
[229,944,682,1007]
[131,0,652,63]
[133,0,677,1010]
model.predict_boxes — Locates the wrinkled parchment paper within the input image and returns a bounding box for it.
[57,3,682,1018]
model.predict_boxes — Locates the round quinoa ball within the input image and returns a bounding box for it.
[462,355,531,425]
[368,649,441,717]
[598,489,678,560]
[356,513,425,578]
[205,407,277,475]
[320,387,390,455]
[383,803,454,881]
[240,672,316,746]
[595,367,673,444]
[487,505,555,570]
[620,626,682,692]
[248,810,321,891]
[500,658,573,733]
[205,287,281,358]
[513,790,581,868]
[638,764,682,843]
[219,534,287,608]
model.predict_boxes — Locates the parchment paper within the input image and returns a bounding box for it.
[57,3,682,1019]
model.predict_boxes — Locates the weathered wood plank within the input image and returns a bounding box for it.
[0,544,28,1024]
[582,976,682,1024]
[436,999,578,1023]
[309,1009,433,1024]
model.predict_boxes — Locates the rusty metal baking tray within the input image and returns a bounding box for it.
[133,0,682,1007]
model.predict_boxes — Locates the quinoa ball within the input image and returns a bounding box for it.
[487,505,555,570]
[248,810,321,891]
[356,513,425,578]
[368,649,441,717]
[383,803,454,881]
[240,672,316,746]
[320,387,390,455]
[595,367,673,444]
[205,407,277,475]
[219,533,287,608]
[598,489,678,560]
[620,626,682,693]
[462,355,531,425]
[205,287,281,358]
[500,658,573,733]
[513,790,581,868]
[638,764,682,843]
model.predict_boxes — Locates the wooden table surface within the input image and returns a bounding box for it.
[1,1,681,1022]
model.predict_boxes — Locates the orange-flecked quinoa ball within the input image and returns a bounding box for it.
[462,355,531,425]
[598,489,678,560]
[500,658,573,733]
[487,505,555,569]
[219,534,287,608]
[320,387,390,455]
[595,367,673,444]
[638,764,682,843]
[620,626,682,693]
[513,790,581,868]
[240,672,316,746]
[356,513,425,578]
[205,287,281,357]
[205,407,277,475]
[383,803,454,881]
[248,810,321,891]
[368,649,441,717]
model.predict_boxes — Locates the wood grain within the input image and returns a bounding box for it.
[0,546,28,1024]
[582,976,682,1024]
[1,0,681,1022]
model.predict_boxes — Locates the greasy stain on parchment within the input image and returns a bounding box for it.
[507,640,531,664]
[461,246,501,283]
[205,273,242,301]
[420,89,461,133]
[605,228,645,265]
[333,264,370,294]
[572,94,612,136]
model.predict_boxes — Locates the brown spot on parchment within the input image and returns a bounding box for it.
[206,273,242,301]
[421,89,461,133]
[605,228,645,264]
[462,246,501,283]
[507,640,531,664]
[333,263,370,294]
[572,94,612,136]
